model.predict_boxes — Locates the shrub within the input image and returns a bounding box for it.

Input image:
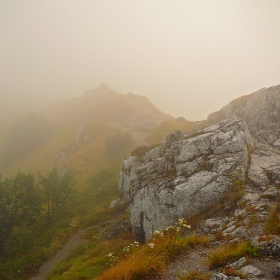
[131,145,150,158]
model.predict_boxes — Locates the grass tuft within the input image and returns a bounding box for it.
[99,225,210,280]
[178,269,210,280]
[208,241,260,270]
[265,204,280,234]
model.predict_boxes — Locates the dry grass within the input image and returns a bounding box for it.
[178,269,210,280]
[265,204,280,234]
[224,267,247,278]
[208,241,260,270]
[99,230,210,280]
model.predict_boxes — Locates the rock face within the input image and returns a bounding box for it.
[118,85,280,242]
[208,85,280,148]
[118,117,256,242]
[207,87,266,125]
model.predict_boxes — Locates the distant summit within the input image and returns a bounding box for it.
[47,84,173,144]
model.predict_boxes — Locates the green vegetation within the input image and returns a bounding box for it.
[0,169,76,279]
[265,203,280,234]
[131,145,150,158]
[0,116,137,279]
[145,120,201,145]
[38,167,75,224]
[208,241,260,270]
[99,220,209,280]
[0,102,209,280]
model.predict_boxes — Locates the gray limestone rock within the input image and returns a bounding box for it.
[239,265,264,278]
[227,257,247,269]
[207,88,266,125]
[208,85,280,150]
[109,199,126,209]
[118,93,280,241]
[119,116,256,242]
[210,273,230,280]
[272,263,280,277]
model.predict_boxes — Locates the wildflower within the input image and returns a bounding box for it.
[123,247,130,252]
[147,242,155,249]
[166,225,174,231]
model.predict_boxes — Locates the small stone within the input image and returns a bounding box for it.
[212,241,222,246]
[227,257,246,269]
[239,265,264,278]
[223,225,236,234]
[272,263,280,277]
[229,238,240,244]
[210,273,230,280]
[109,199,126,209]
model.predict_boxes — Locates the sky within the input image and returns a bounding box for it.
[1,1,280,121]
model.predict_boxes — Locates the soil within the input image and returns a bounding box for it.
[156,247,213,280]
[151,246,280,280]
[29,229,87,280]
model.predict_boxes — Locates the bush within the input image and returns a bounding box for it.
[131,145,150,158]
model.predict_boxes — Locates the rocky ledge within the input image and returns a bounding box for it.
[118,116,280,243]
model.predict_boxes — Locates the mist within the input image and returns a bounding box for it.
[1,1,280,120]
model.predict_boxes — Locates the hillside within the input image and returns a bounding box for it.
[0,84,197,280]
[100,85,280,279]
[0,83,183,178]
[45,83,173,145]
[3,84,280,280]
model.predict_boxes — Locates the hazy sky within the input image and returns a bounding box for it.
[1,1,280,120]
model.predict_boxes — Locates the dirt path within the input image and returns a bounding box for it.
[29,229,87,280]
[152,246,212,280]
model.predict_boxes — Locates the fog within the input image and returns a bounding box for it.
[1,1,280,120]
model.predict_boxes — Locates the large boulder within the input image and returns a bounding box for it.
[118,116,256,242]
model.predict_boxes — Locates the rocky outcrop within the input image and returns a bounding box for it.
[207,87,266,125]
[119,116,258,242]
[208,85,280,148]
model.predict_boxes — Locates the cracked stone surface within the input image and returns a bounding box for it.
[119,114,280,242]
[119,117,256,241]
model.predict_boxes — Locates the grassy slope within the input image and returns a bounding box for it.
[0,114,210,279]
[145,119,205,145]
[0,121,137,279]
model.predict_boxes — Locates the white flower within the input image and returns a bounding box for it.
[147,242,155,249]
